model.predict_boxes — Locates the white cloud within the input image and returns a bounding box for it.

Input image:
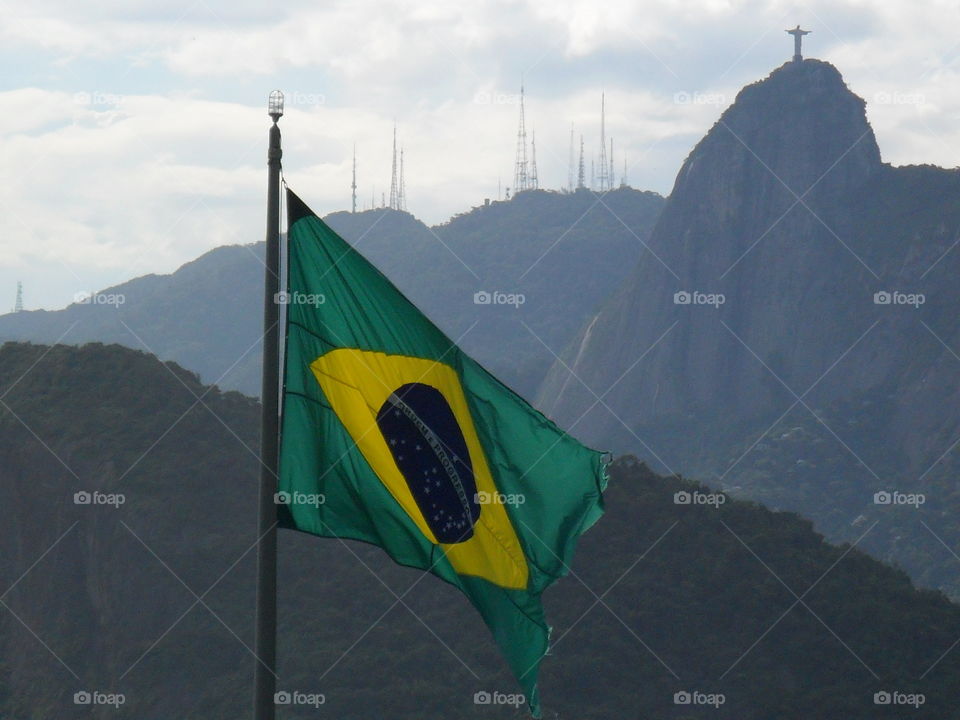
[1,0,959,311]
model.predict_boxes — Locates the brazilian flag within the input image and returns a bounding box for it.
[278,189,608,717]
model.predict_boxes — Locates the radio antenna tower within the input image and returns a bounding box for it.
[398,147,407,212]
[609,138,614,191]
[597,93,610,191]
[512,79,530,194]
[389,123,399,210]
[351,144,357,213]
[621,157,628,188]
[530,129,539,190]
[577,135,585,189]
[13,281,23,313]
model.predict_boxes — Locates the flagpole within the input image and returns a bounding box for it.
[254,89,284,720]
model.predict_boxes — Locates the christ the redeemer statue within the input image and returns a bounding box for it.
[787,25,811,62]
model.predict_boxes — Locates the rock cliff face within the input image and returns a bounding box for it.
[539,60,960,595]
[541,60,884,441]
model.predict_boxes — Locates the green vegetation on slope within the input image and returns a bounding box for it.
[1,342,959,718]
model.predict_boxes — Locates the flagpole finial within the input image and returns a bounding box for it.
[268,90,284,122]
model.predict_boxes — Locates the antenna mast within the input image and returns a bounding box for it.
[577,135,585,189]
[598,93,609,191]
[609,138,614,191]
[389,123,399,210]
[13,281,23,313]
[398,147,407,212]
[512,79,530,194]
[530,129,539,190]
[351,144,357,213]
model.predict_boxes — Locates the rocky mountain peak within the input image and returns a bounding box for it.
[673,59,882,212]
[537,57,960,602]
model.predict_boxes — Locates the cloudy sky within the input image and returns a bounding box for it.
[1,0,959,310]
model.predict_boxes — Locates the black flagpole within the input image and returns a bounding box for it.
[254,89,284,720]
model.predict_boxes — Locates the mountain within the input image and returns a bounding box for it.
[3,341,960,718]
[0,242,268,398]
[0,187,663,400]
[537,60,960,596]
